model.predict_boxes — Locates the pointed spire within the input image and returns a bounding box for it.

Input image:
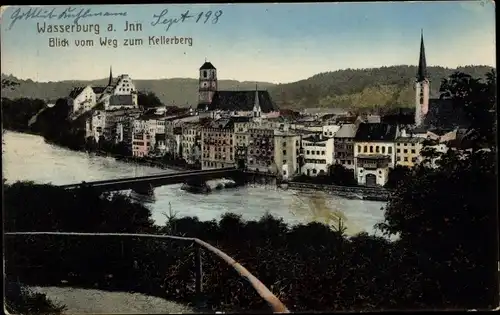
[417,29,427,82]
[254,83,260,109]
[108,66,113,86]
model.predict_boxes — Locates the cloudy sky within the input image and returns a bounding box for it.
[0,2,496,83]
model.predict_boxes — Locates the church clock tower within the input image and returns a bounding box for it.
[415,30,430,127]
[198,60,218,110]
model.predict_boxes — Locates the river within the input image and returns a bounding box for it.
[2,131,387,236]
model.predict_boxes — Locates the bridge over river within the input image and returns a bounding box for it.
[59,168,244,193]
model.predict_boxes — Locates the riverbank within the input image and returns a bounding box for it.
[286,181,392,201]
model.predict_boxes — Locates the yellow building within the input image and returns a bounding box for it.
[395,137,424,167]
[201,118,235,170]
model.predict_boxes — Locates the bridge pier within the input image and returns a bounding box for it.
[131,183,155,196]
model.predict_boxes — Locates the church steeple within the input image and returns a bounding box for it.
[417,29,427,82]
[108,66,113,86]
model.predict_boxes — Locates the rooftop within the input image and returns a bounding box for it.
[199,61,216,70]
[395,137,425,143]
[302,134,330,143]
[203,90,278,113]
[334,123,358,138]
[354,123,398,142]
[357,154,391,160]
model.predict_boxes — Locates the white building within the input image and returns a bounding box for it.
[322,124,341,138]
[68,85,97,116]
[300,134,334,176]
[88,110,106,141]
[98,74,139,110]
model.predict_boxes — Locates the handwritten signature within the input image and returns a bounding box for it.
[151,9,223,32]
[7,7,127,30]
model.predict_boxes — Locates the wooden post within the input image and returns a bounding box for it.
[194,242,203,295]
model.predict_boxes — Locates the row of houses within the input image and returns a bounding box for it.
[85,102,465,186]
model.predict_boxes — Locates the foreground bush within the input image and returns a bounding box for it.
[4,151,498,312]
[4,279,66,315]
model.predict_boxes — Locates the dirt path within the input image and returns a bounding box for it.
[28,286,197,314]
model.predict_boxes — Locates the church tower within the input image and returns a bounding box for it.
[198,60,217,110]
[108,66,113,87]
[415,30,430,127]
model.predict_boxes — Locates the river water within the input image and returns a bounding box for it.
[2,131,387,236]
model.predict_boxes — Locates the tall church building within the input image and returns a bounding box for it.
[197,60,218,110]
[415,30,430,127]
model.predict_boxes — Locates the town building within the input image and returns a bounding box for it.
[98,72,139,110]
[154,133,167,157]
[353,123,398,186]
[354,123,399,168]
[300,134,334,177]
[132,131,151,157]
[247,128,275,173]
[333,123,358,170]
[322,124,341,138]
[181,122,202,165]
[201,118,235,170]
[68,85,98,117]
[395,137,425,168]
[355,155,391,186]
[232,116,253,168]
[274,130,301,180]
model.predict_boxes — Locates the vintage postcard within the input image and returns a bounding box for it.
[2,2,498,314]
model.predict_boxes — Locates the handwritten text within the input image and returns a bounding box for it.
[8,7,127,30]
[151,9,223,32]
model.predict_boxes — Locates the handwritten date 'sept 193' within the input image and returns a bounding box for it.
[151,9,223,32]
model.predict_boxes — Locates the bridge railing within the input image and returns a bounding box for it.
[59,167,238,189]
[4,231,289,313]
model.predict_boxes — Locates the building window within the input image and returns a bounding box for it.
[388,147,392,154]
[411,149,416,154]
[375,146,380,153]
[404,157,408,162]
[403,149,408,153]
[364,146,367,153]
[203,70,207,78]
[283,150,287,155]
[321,151,325,155]
[382,147,386,154]
[369,146,373,153]
[358,145,361,153]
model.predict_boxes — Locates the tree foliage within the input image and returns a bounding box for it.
[138,91,164,108]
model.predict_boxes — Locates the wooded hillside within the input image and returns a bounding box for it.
[2,65,493,109]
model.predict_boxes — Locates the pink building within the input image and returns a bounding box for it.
[132,131,151,157]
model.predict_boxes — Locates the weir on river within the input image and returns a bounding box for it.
[2,131,387,236]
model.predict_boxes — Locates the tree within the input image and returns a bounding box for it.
[378,72,498,309]
[138,91,163,108]
[439,70,496,150]
[385,165,411,189]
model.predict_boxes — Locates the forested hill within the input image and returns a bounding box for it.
[1,65,493,109]
[268,65,495,110]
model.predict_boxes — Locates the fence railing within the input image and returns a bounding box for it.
[5,231,290,313]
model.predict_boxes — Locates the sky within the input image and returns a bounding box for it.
[0,2,496,84]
